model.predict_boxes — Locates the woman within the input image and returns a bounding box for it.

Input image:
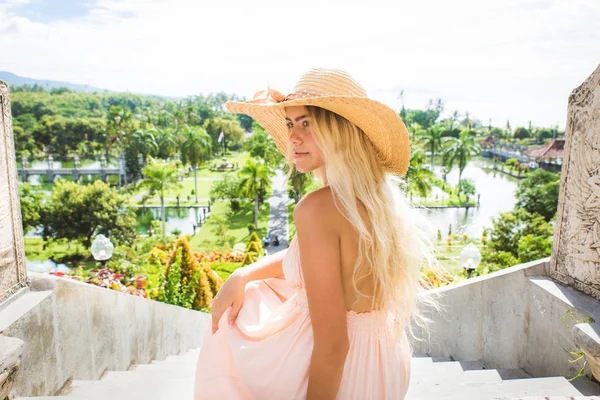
[194,68,436,399]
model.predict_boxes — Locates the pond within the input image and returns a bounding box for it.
[135,206,210,236]
[416,158,519,239]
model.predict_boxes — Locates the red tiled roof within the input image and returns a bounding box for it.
[524,138,565,159]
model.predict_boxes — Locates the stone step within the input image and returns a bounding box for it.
[16,354,595,400]
[497,397,600,400]
[406,377,583,400]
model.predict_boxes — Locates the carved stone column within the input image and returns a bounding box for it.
[549,64,600,381]
[0,80,28,303]
[0,80,27,399]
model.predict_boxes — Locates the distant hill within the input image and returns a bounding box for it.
[0,71,110,93]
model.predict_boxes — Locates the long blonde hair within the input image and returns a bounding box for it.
[286,106,440,339]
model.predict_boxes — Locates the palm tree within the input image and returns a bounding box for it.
[180,126,212,203]
[238,158,273,228]
[140,158,182,244]
[442,130,481,185]
[153,127,178,159]
[132,129,158,166]
[406,147,433,197]
[419,124,446,169]
[106,105,134,156]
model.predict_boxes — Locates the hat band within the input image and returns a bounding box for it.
[245,88,327,105]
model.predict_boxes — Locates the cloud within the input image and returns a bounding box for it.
[0,0,598,128]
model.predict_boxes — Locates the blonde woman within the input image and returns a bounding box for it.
[194,68,436,400]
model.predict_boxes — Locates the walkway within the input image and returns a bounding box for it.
[265,169,290,255]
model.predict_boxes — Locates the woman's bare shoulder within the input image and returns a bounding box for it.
[293,186,338,226]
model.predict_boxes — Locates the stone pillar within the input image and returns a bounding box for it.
[0,80,27,302]
[550,63,600,300]
[0,80,27,397]
[549,64,600,381]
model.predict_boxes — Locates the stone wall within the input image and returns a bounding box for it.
[1,273,210,398]
[412,259,600,380]
[550,64,600,301]
[0,80,28,303]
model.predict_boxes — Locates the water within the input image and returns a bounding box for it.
[26,259,71,273]
[136,206,210,236]
[417,158,519,239]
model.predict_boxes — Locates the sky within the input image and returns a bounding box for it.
[0,0,599,129]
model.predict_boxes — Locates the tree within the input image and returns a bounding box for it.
[238,158,273,228]
[515,169,561,221]
[203,117,245,152]
[131,128,158,166]
[488,208,554,258]
[19,183,44,233]
[419,124,446,168]
[209,174,243,210]
[517,234,553,262]
[152,127,178,159]
[180,125,212,203]
[40,180,137,247]
[458,179,476,204]
[158,237,222,310]
[243,122,283,168]
[405,147,433,197]
[105,105,135,155]
[139,158,182,244]
[442,130,481,184]
[288,169,313,203]
[513,127,531,140]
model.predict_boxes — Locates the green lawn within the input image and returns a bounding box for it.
[189,200,270,252]
[162,178,220,200]
[25,237,89,261]
[415,196,478,207]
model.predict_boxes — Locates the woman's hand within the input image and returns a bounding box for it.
[210,271,248,334]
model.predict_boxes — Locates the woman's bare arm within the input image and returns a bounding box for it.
[211,248,287,333]
[295,189,349,400]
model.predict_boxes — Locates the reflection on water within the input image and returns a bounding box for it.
[417,158,519,238]
[136,207,209,235]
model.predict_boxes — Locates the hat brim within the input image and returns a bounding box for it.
[225,96,410,176]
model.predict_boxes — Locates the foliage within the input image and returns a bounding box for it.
[458,178,476,198]
[517,234,553,262]
[513,127,530,139]
[140,157,182,243]
[287,168,313,203]
[238,158,274,228]
[442,130,481,183]
[157,237,222,310]
[481,250,520,270]
[19,183,44,233]
[488,208,554,259]
[242,232,263,266]
[49,268,148,297]
[243,122,283,168]
[515,169,561,221]
[420,269,455,289]
[209,173,243,209]
[406,147,434,197]
[40,180,136,247]
[180,125,212,203]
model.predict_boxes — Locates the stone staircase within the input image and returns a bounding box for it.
[15,351,600,400]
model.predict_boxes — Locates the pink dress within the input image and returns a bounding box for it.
[194,236,412,399]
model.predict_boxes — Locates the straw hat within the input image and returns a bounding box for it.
[225,68,410,176]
